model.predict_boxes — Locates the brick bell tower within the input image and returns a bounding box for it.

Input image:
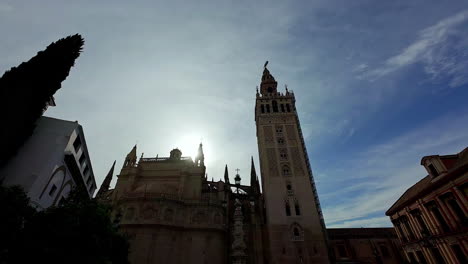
[255,62,330,263]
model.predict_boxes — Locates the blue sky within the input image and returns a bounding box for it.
[1,0,468,227]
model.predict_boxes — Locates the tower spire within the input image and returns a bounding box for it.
[194,142,205,167]
[96,160,116,198]
[260,62,278,95]
[224,164,230,184]
[250,156,257,187]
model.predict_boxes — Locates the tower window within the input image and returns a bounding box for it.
[277,137,284,144]
[293,227,299,237]
[286,104,291,112]
[286,184,292,191]
[280,149,287,160]
[261,105,265,113]
[267,87,273,93]
[282,165,290,176]
[285,202,291,216]
[272,100,279,112]
[295,202,301,216]
[281,104,285,112]
[266,104,270,113]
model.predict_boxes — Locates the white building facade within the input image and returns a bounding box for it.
[0,116,96,209]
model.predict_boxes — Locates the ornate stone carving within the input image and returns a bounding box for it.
[231,199,247,264]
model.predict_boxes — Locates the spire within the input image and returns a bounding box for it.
[123,145,137,168]
[224,164,230,184]
[96,160,116,198]
[260,61,278,95]
[194,142,205,167]
[250,156,257,187]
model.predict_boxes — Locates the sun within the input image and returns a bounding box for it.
[173,134,203,160]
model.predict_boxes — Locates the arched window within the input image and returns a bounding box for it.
[281,104,285,112]
[286,184,292,191]
[282,165,290,176]
[291,223,304,241]
[286,104,291,112]
[266,104,270,113]
[261,105,265,113]
[267,87,273,93]
[277,137,284,144]
[272,100,278,112]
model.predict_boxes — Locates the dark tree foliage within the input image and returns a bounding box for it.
[0,185,129,264]
[0,34,84,167]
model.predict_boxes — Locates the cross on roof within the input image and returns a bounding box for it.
[235,168,240,174]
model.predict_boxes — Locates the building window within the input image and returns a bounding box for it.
[286,184,292,191]
[73,136,82,152]
[280,149,287,160]
[267,87,273,93]
[281,104,285,112]
[86,176,92,186]
[411,210,430,235]
[285,201,291,216]
[428,164,439,177]
[430,247,446,264]
[427,203,451,233]
[401,216,415,240]
[379,244,390,258]
[272,100,279,112]
[394,220,408,242]
[83,166,89,177]
[295,202,301,216]
[446,198,466,223]
[49,184,57,196]
[337,244,347,258]
[286,104,291,112]
[266,104,270,113]
[293,227,300,237]
[261,105,265,113]
[282,165,291,176]
[416,251,427,264]
[277,137,284,144]
[276,127,283,133]
[451,244,466,263]
[407,252,417,263]
[59,196,66,206]
[79,153,86,166]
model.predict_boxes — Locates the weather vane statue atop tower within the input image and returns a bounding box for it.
[264,61,268,69]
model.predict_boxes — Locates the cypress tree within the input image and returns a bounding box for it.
[0,34,84,167]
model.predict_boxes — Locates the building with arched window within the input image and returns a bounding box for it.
[0,116,96,209]
[386,148,468,264]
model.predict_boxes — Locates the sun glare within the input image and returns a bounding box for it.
[173,134,203,160]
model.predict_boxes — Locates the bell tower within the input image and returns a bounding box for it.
[255,63,330,263]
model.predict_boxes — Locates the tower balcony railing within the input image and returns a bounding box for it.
[257,90,295,98]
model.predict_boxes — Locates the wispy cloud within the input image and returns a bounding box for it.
[361,10,468,87]
[322,111,468,227]
[328,216,391,228]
